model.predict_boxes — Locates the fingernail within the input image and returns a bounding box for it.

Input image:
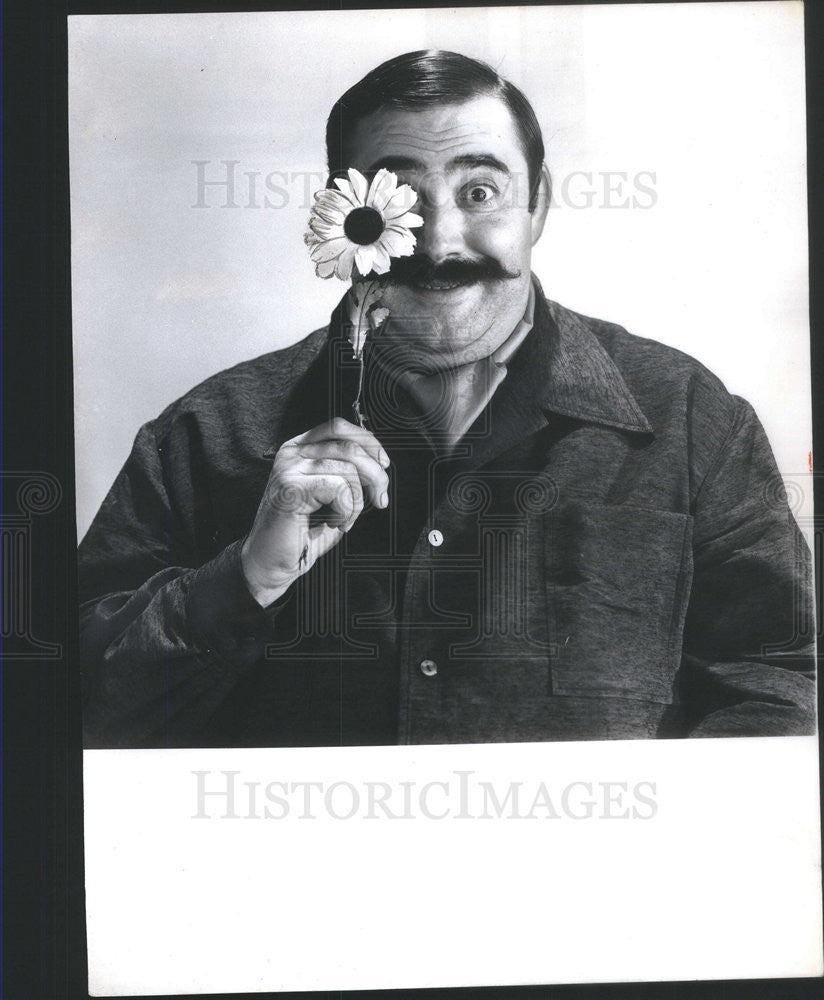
[380,491,389,508]
[379,451,390,468]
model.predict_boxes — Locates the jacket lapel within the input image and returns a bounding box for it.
[541,295,653,434]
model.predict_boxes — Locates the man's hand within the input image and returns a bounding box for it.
[241,418,390,607]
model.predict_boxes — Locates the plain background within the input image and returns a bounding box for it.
[69,2,812,539]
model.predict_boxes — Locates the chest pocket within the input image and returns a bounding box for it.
[543,502,693,703]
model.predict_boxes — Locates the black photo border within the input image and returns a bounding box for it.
[3,1,822,998]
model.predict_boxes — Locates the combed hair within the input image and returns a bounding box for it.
[326,49,546,211]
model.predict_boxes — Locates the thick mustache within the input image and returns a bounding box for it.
[379,255,521,287]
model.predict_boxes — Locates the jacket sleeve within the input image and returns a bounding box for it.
[79,421,290,748]
[680,395,816,736]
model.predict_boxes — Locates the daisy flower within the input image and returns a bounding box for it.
[303,166,423,427]
[304,167,423,280]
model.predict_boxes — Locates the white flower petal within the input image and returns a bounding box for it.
[370,245,392,275]
[383,183,419,218]
[331,177,359,204]
[310,236,352,263]
[347,167,369,206]
[316,257,338,278]
[354,243,377,276]
[318,186,355,208]
[390,211,424,230]
[315,188,355,212]
[309,217,345,240]
[320,197,354,220]
[378,227,416,258]
[312,202,348,227]
[367,169,398,213]
[335,246,356,281]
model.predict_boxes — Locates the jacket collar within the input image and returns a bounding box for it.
[530,277,653,435]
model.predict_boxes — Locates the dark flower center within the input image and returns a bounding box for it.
[344,206,384,245]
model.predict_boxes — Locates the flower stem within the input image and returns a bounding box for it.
[353,352,367,428]
[351,279,379,428]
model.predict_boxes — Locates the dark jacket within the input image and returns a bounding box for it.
[79,285,816,747]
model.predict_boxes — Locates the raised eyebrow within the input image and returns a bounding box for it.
[365,153,512,175]
[365,155,426,173]
[448,153,511,175]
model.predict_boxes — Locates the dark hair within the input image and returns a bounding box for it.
[326,49,546,211]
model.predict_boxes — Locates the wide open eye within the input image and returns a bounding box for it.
[460,182,499,209]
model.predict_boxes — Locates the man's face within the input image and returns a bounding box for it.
[347,94,547,371]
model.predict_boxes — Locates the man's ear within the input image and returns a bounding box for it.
[530,163,552,245]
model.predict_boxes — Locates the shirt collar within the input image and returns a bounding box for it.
[491,279,536,366]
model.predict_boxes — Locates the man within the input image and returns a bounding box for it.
[79,50,815,748]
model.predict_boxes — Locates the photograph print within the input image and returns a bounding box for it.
[71,4,816,750]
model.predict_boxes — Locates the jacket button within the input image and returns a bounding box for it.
[427,529,444,547]
[419,659,438,677]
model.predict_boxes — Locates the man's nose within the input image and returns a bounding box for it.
[414,196,465,263]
